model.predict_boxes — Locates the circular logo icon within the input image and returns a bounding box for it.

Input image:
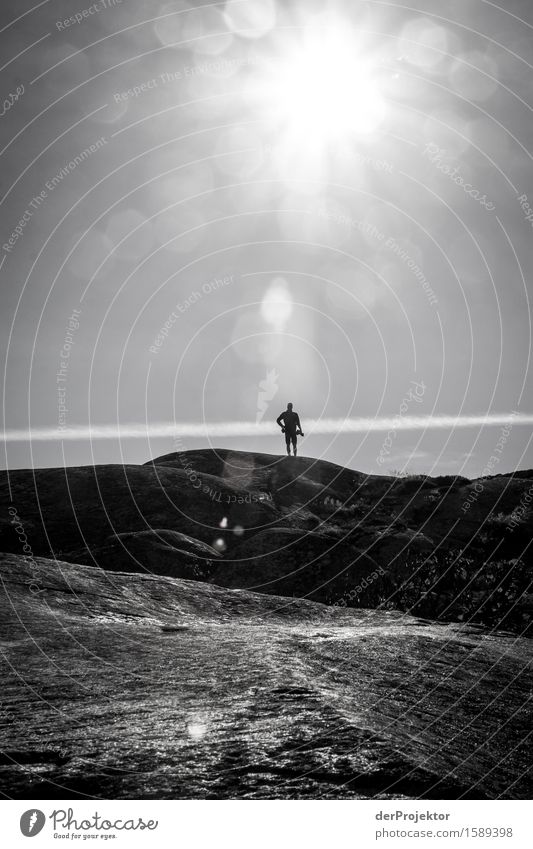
[20,810,46,837]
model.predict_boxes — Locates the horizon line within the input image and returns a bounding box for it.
[1,411,529,442]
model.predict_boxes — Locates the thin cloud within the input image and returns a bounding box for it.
[1,412,529,442]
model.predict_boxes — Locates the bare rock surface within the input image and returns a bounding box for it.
[1,553,530,800]
[1,450,530,629]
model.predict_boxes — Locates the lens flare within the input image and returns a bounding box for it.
[261,278,293,329]
[248,18,386,167]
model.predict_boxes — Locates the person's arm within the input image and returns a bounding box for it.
[276,412,284,428]
[295,414,301,429]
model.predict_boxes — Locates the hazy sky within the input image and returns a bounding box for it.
[1,0,532,475]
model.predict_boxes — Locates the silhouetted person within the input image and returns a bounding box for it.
[276,402,304,456]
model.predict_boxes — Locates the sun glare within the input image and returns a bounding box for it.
[251,20,386,159]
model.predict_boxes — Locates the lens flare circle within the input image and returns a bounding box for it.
[261,278,293,329]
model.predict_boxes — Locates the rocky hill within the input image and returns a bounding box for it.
[1,552,530,799]
[0,450,531,631]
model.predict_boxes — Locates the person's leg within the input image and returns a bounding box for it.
[285,433,291,455]
[292,435,297,456]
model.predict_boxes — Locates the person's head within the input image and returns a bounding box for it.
[287,402,293,411]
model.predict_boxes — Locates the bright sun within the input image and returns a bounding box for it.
[250,20,386,158]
